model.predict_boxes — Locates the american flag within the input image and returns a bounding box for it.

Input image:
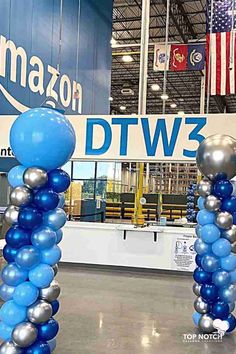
[206,0,236,95]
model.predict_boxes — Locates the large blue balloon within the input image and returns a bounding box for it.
[55,230,63,244]
[201,254,220,273]
[194,239,212,255]
[211,301,229,320]
[43,208,67,231]
[38,318,59,341]
[219,285,236,303]
[221,254,236,272]
[1,263,28,286]
[226,314,236,332]
[31,226,57,250]
[5,226,31,249]
[197,197,205,210]
[0,300,27,326]
[212,238,231,257]
[221,196,236,214]
[10,108,76,170]
[48,169,70,193]
[197,209,215,226]
[29,264,54,288]
[214,180,233,199]
[13,281,39,307]
[18,207,43,230]
[34,188,59,211]
[51,300,60,316]
[15,246,41,270]
[41,245,61,266]
[0,284,15,302]
[212,269,231,288]
[200,284,218,302]
[8,165,27,188]
[192,312,201,327]
[26,340,51,354]
[201,224,221,244]
[193,267,212,284]
[3,245,18,263]
[0,322,14,341]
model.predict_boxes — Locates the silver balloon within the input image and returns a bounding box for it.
[229,302,235,312]
[198,314,215,333]
[23,167,48,189]
[196,134,236,181]
[12,322,38,348]
[0,342,24,354]
[4,205,19,225]
[10,186,33,207]
[204,195,221,212]
[222,225,236,243]
[27,300,52,324]
[197,179,212,198]
[231,241,236,254]
[193,283,202,297]
[53,264,59,276]
[194,296,209,314]
[39,280,61,302]
[215,211,233,230]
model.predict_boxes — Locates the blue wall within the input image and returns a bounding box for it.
[0,0,113,115]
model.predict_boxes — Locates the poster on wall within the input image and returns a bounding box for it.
[171,234,196,272]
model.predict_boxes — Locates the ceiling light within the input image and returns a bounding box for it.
[110,37,117,47]
[120,105,126,111]
[178,111,185,116]
[170,103,177,108]
[109,96,113,101]
[160,94,169,100]
[151,84,160,91]
[122,55,134,63]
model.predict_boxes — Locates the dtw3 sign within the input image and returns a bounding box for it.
[0,35,82,114]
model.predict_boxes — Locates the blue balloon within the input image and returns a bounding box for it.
[47,338,56,352]
[31,226,57,250]
[29,264,54,288]
[51,300,60,316]
[211,301,230,320]
[3,245,18,263]
[195,254,204,267]
[26,340,51,354]
[18,207,43,230]
[212,238,231,257]
[5,226,31,249]
[201,254,220,273]
[10,108,76,170]
[201,224,221,244]
[193,267,212,284]
[0,300,27,326]
[13,281,39,307]
[41,245,61,266]
[230,269,236,284]
[214,180,233,199]
[221,196,236,214]
[8,165,27,188]
[200,284,218,302]
[43,208,67,231]
[219,285,236,303]
[197,197,205,210]
[38,318,59,341]
[48,169,70,193]
[221,254,236,272]
[197,209,215,226]
[0,284,15,302]
[192,312,201,327]
[229,302,235,312]
[55,230,62,244]
[233,212,236,225]
[226,314,236,332]
[212,269,231,288]
[1,263,28,286]
[15,246,41,270]
[57,194,65,208]
[34,188,59,211]
[194,239,212,255]
[0,322,14,341]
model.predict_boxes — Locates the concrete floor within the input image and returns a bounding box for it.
[56,266,236,354]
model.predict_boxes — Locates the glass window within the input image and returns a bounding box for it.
[73,162,96,179]
[62,161,72,177]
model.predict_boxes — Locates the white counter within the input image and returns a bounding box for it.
[61,222,197,272]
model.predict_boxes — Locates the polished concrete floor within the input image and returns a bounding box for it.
[56,266,236,354]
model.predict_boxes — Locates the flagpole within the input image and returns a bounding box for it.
[206,0,214,114]
[162,0,170,115]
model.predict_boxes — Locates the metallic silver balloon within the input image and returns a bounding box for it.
[12,322,38,348]
[27,300,52,324]
[231,241,236,254]
[197,179,212,198]
[23,167,48,189]
[53,264,59,276]
[0,342,24,354]
[229,302,235,312]
[215,211,233,230]
[194,296,209,314]
[4,205,19,225]
[10,186,33,207]
[222,225,236,243]
[196,134,236,181]
[39,280,61,302]
[204,195,221,212]
[198,314,215,333]
[193,283,202,297]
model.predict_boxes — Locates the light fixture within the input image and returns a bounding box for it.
[178,111,185,116]
[122,55,134,63]
[170,103,177,108]
[160,93,169,100]
[109,96,113,102]
[110,37,117,47]
[120,105,126,111]
[151,84,160,91]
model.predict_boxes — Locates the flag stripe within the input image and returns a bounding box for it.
[226,31,231,96]
[220,32,226,96]
[211,33,217,95]
[230,31,235,94]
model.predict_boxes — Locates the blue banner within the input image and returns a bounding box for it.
[188,44,205,71]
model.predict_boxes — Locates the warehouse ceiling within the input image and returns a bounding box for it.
[111,0,236,115]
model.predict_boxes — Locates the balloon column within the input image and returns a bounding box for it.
[186,183,197,223]
[193,135,236,334]
[0,108,75,353]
